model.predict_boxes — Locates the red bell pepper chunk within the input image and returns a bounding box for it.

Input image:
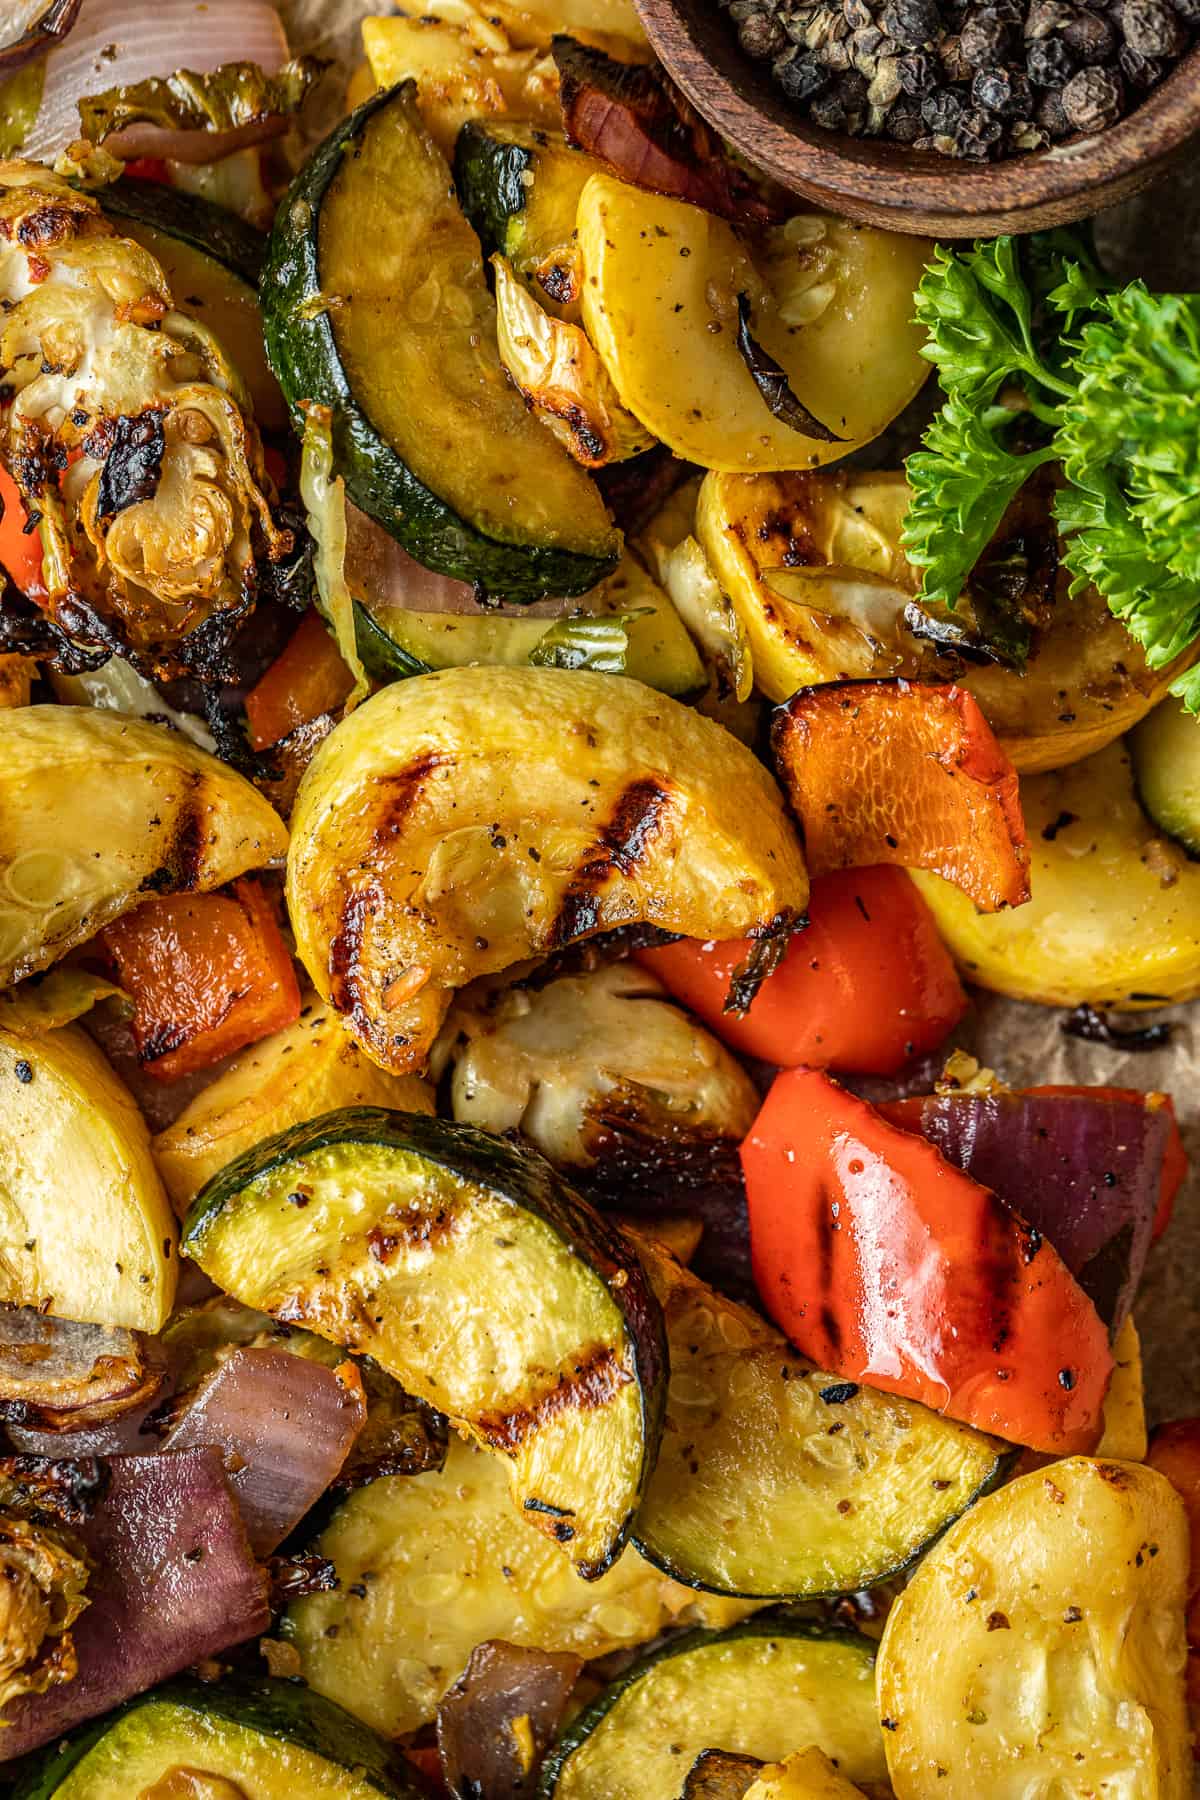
[244,610,355,750]
[636,865,966,1076]
[100,879,301,1081]
[771,680,1030,913]
[120,158,171,184]
[741,1067,1113,1453]
[0,459,44,597]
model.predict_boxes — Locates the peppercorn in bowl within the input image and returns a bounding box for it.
[633,0,1200,233]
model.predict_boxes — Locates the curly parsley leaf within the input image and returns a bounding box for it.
[913,239,1073,413]
[902,392,1056,615]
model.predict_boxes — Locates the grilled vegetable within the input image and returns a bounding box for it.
[182,1109,666,1578]
[245,610,356,750]
[437,962,758,1167]
[361,12,559,159]
[630,1233,1005,1598]
[696,469,1180,771]
[0,1021,175,1333]
[354,556,705,695]
[493,255,654,466]
[0,1311,158,1434]
[9,1675,419,1798]
[437,1640,582,1800]
[539,1618,887,1799]
[284,1433,747,1737]
[876,1458,1191,1800]
[681,1749,872,1800]
[912,738,1200,1008]
[152,996,434,1215]
[100,880,301,1082]
[637,866,965,1076]
[0,1513,89,1721]
[577,179,929,473]
[1131,692,1200,855]
[261,83,620,603]
[743,1071,1113,1453]
[98,176,284,431]
[773,683,1029,914]
[0,708,287,986]
[1097,1317,1147,1460]
[0,1449,270,1761]
[455,120,600,321]
[0,163,287,660]
[286,666,806,1073]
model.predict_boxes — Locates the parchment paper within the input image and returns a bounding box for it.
[278,0,1200,1425]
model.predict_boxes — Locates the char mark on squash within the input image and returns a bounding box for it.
[369,752,449,850]
[473,1343,631,1456]
[139,771,208,894]
[366,1203,459,1262]
[551,777,673,945]
[328,879,383,1042]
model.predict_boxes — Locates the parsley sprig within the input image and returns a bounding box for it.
[904,234,1200,709]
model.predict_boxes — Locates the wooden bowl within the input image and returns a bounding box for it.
[632,0,1200,237]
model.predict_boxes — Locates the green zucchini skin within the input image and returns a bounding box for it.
[261,85,617,604]
[183,1108,667,1580]
[454,118,535,260]
[352,599,432,680]
[9,1676,418,1799]
[538,1615,881,1799]
[99,178,267,286]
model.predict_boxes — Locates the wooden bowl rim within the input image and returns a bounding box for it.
[634,0,1200,224]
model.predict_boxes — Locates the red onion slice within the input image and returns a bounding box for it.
[162,1346,366,1554]
[24,0,288,162]
[437,1641,582,1800]
[345,503,576,621]
[892,1090,1169,1333]
[0,0,80,76]
[0,1448,270,1759]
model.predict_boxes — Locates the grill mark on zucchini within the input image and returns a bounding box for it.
[474,1342,631,1465]
[140,773,207,895]
[366,1206,458,1261]
[553,778,673,944]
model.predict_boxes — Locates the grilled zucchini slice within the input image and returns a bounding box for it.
[631,1238,1006,1599]
[577,178,930,473]
[182,1108,666,1578]
[262,83,620,602]
[540,1618,887,1799]
[10,1675,418,1798]
[1131,692,1200,854]
[100,177,284,431]
[0,708,287,986]
[455,119,600,320]
[284,1432,749,1736]
[0,1022,176,1333]
[152,997,435,1214]
[286,666,808,1073]
[876,1457,1191,1800]
[353,557,704,694]
[681,1749,871,1800]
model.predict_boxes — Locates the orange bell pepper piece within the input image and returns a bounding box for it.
[100,879,301,1080]
[741,1067,1113,1453]
[771,679,1030,912]
[636,865,965,1076]
[244,610,355,751]
[0,458,44,597]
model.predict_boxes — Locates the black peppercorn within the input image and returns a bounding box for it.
[939,29,973,74]
[1120,0,1185,54]
[973,64,1034,110]
[887,96,926,135]
[776,47,833,97]
[921,84,968,130]
[809,88,850,125]
[1061,61,1124,127]
[960,4,1017,62]
[1063,5,1117,60]
[955,102,1006,151]
[843,0,875,26]
[1035,84,1073,133]
[850,23,886,69]
[1024,0,1073,37]
[1169,0,1200,23]
[1118,41,1167,85]
[880,0,941,47]
[739,7,789,55]
[1026,33,1075,79]
[896,47,941,88]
